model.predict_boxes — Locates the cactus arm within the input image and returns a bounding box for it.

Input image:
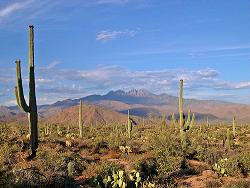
[15,60,30,112]
[14,86,22,110]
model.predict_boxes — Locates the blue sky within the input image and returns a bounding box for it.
[0,0,250,105]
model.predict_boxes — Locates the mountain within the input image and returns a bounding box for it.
[45,104,130,126]
[3,89,250,122]
[0,106,18,122]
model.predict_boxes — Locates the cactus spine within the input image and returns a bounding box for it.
[14,25,38,158]
[233,116,236,138]
[128,110,132,139]
[79,100,83,138]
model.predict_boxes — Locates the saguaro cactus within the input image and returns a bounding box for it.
[14,25,38,158]
[79,100,83,138]
[171,113,177,127]
[179,79,184,128]
[186,110,191,125]
[225,128,230,150]
[127,110,132,139]
[190,112,195,128]
[206,116,209,127]
[233,116,236,138]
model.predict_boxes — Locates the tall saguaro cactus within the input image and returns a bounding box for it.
[127,110,132,139]
[79,100,83,138]
[233,116,236,138]
[179,79,184,128]
[15,25,38,158]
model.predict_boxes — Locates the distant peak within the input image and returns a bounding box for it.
[126,89,153,97]
[107,90,126,95]
[106,89,153,97]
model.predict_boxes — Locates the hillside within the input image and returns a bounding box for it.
[45,104,130,126]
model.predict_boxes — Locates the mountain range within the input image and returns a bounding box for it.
[1,89,250,123]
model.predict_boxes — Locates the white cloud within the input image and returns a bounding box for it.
[0,63,250,105]
[96,30,137,41]
[0,0,34,20]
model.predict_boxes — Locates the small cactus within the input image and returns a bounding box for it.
[67,161,74,177]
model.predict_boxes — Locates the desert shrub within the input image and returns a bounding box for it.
[12,167,47,187]
[237,152,250,176]
[90,161,123,187]
[212,152,250,177]
[132,157,158,180]
[95,161,123,177]
[0,143,16,165]
[224,180,250,188]
[205,179,223,188]
[155,149,180,185]
[195,146,224,165]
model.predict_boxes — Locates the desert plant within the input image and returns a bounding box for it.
[161,114,167,127]
[225,128,230,150]
[213,158,228,176]
[119,146,132,155]
[128,110,132,139]
[79,100,83,138]
[206,116,209,127]
[190,112,195,128]
[171,113,177,127]
[233,116,236,138]
[14,25,38,159]
[179,79,194,158]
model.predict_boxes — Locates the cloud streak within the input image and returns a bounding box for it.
[96,30,137,41]
[0,0,34,20]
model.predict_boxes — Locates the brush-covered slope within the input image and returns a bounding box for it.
[45,104,129,126]
[0,106,17,122]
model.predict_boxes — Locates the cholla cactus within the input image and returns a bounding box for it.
[14,25,38,158]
